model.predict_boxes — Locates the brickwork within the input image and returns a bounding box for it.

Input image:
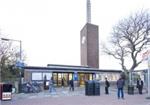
[81,23,99,68]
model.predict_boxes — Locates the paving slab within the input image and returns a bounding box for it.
[1,87,150,105]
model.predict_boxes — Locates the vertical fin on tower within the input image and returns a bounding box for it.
[87,0,91,23]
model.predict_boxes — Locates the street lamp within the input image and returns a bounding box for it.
[147,55,150,99]
[145,37,150,99]
[1,38,22,93]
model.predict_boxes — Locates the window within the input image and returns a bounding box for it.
[43,73,52,80]
[32,73,42,80]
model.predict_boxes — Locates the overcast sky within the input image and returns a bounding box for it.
[0,0,150,69]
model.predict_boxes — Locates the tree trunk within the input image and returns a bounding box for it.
[129,71,133,86]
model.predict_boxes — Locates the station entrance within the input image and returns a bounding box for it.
[78,73,93,86]
[52,72,94,87]
[53,72,73,87]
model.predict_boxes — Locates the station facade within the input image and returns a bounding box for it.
[24,64,122,87]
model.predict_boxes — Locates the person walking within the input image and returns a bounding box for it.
[49,77,56,93]
[26,82,31,93]
[105,77,110,94]
[116,77,125,99]
[136,78,144,94]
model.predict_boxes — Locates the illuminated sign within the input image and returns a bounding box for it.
[2,92,12,100]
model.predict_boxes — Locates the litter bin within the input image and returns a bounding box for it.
[85,81,94,96]
[85,80,100,96]
[0,84,12,100]
[128,85,134,95]
[93,81,100,96]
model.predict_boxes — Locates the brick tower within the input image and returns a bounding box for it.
[80,0,99,68]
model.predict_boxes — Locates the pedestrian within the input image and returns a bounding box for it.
[43,75,47,90]
[62,78,64,88]
[136,78,144,94]
[116,77,125,99]
[49,77,56,93]
[26,82,31,93]
[69,79,74,91]
[105,77,110,94]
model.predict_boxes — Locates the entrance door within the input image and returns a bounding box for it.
[78,73,94,86]
[57,73,62,87]
[62,73,69,86]
[52,72,73,87]
[79,73,85,86]
[53,73,57,86]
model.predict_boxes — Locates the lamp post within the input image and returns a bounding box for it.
[147,55,150,99]
[1,38,22,93]
[146,38,150,99]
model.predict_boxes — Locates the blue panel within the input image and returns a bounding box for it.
[74,72,78,81]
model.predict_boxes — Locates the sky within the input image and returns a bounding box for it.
[0,0,150,69]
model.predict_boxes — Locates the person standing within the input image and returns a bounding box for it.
[43,75,47,90]
[136,78,144,94]
[62,78,64,88]
[116,77,125,99]
[69,79,74,91]
[105,77,110,94]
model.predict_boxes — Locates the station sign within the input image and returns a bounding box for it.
[74,72,78,81]
[2,92,12,100]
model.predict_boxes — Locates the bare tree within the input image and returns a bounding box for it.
[102,10,150,82]
[0,32,23,82]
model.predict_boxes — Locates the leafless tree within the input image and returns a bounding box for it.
[102,10,150,77]
[0,32,24,82]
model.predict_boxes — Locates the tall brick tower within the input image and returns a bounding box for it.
[80,0,99,68]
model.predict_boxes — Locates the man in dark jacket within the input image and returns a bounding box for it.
[117,77,125,99]
[69,79,74,91]
[105,77,110,94]
[136,78,144,94]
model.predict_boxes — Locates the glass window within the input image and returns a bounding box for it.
[43,73,52,80]
[32,73,42,80]
[69,73,73,80]
[89,74,93,80]
[58,73,62,86]
[63,73,69,86]
[53,73,57,85]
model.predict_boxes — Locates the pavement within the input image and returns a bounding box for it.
[1,87,150,105]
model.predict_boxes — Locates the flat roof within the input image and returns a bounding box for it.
[24,65,122,73]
